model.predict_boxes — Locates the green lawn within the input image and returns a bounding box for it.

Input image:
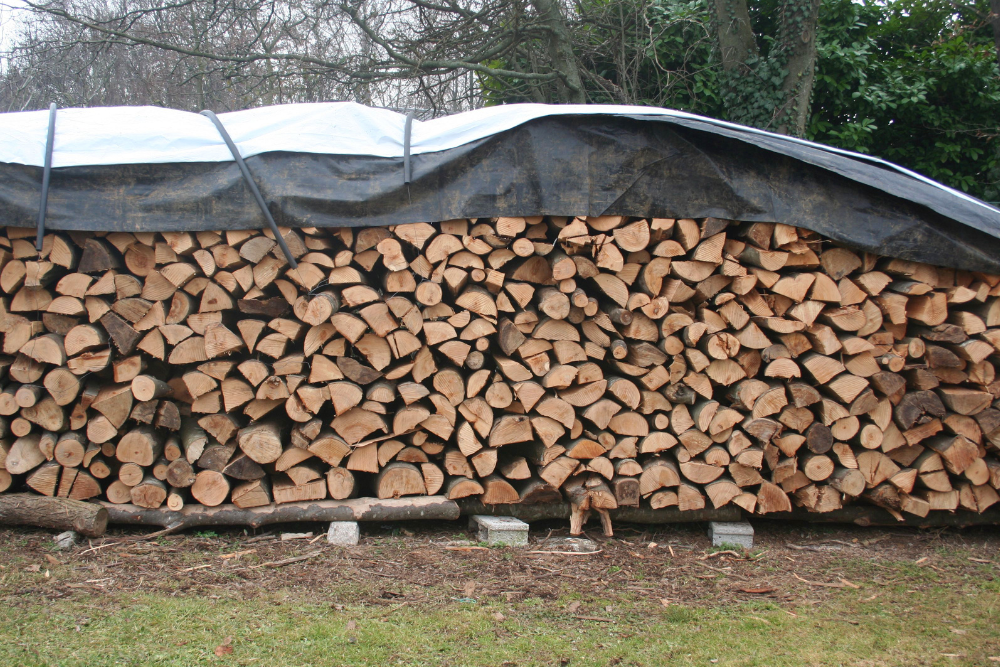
[3,583,998,667]
[1,524,998,666]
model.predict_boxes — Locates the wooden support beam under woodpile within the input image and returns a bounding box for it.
[0,216,999,536]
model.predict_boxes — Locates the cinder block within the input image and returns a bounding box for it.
[708,521,754,549]
[53,531,80,550]
[537,537,597,552]
[469,515,529,546]
[327,521,360,546]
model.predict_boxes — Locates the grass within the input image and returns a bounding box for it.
[1,556,998,667]
[2,522,999,667]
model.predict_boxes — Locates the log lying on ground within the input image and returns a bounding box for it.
[101,495,460,529]
[458,499,740,524]
[0,494,108,536]
[755,503,1000,527]
[0,216,998,536]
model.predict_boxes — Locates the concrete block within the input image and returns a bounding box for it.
[327,521,360,546]
[469,515,529,546]
[708,521,754,549]
[536,537,597,553]
[53,531,80,550]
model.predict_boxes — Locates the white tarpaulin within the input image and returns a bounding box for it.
[0,102,677,167]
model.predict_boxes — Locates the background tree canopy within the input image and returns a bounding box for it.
[1,0,998,201]
[580,0,1000,201]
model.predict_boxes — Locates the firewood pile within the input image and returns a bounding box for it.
[0,215,998,531]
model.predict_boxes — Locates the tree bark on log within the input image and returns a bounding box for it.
[100,495,459,529]
[0,494,108,536]
[457,499,741,523]
[757,504,1000,528]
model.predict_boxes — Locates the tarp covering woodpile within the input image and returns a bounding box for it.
[0,103,998,271]
[0,102,999,532]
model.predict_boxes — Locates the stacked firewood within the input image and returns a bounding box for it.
[0,215,998,528]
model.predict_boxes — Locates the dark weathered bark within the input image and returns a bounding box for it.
[710,0,822,136]
[712,0,758,71]
[463,500,1000,528]
[531,0,586,103]
[0,494,108,537]
[774,0,823,136]
[991,0,1000,69]
[458,500,742,523]
[759,503,1000,528]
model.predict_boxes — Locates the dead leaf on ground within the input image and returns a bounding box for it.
[44,554,61,565]
[213,636,233,657]
[738,586,774,594]
[24,564,40,572]
[567,601,581,613]
[346,620,357,631]
[494,612,505,622]
[463,581,476,596]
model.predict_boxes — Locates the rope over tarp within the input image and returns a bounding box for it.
[403,110,415,186]
[34,103,56,252]
[199,110,297,268]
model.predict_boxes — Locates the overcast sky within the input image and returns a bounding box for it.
[0,0,26,52]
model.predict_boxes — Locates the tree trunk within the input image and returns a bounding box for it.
[711,0,822,137]
[991,0,1000,70]
[712,0,758,70]
[531,0,586,103]
[774,0,823,136]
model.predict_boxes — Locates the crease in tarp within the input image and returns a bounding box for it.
[1,110,1000,273]
[648,115,1000,238]
[595,156,670,217]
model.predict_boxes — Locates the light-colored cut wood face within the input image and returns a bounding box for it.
[0,216,995,529]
